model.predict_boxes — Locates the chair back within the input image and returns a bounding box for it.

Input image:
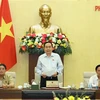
[6,71,16,85]
[58,73,63,86]
[34,67,40,84]
[83,72,95,88]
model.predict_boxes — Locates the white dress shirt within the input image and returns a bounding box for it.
[88,74,99,87]
[36,52,63,77]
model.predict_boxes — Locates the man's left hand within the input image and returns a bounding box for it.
[52,72,58,77]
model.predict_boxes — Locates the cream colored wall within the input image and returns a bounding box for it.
[3,0,100,88]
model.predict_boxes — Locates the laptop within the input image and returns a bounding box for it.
[46,80,59,88]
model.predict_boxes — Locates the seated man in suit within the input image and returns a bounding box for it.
[0,63,15,88]
[36,42,63,88]
[88,64,100,88]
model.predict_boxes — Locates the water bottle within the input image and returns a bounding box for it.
[80,82,84,89]
[88,84,92,89]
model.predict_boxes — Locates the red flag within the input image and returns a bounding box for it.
[0,0,17,70]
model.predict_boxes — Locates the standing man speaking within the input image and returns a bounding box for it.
[36,42,63,88]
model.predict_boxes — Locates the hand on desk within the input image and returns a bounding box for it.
[2,83,14,88]
[2,84,9,88]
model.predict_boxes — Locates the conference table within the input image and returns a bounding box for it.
[0,88,100,100]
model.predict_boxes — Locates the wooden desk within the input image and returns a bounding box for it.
[95,89,100,99]
[0,88,100,99]
[0,88,22,99]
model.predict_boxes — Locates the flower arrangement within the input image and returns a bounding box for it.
[52,91,91,100]
[19,30,72,55]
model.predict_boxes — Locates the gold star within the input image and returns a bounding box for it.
[0,18,14,42]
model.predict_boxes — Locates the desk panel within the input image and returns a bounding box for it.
[0,88,21,99]
[0,88,99,99]
[95,90,100,99]
[22,89,95,99]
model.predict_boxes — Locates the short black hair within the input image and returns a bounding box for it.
[44,42,53,47]
[95,64,100,71]
[0,63,7,69]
